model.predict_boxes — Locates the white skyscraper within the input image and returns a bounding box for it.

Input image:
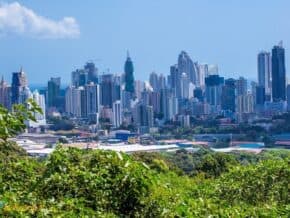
[181,73,189,99]
[198,64,208,88]
[27,90,46,127]
[258,51,271,95]
[113,100,122,128]
[65,86,86,118]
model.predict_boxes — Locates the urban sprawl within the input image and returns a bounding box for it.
[1,42,290,155]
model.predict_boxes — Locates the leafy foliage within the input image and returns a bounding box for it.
[0,99,42,141]
[0,145,289,217]
[0,104,289,216]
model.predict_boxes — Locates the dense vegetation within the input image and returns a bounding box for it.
[0,143,289,217]
[0,101,289,216]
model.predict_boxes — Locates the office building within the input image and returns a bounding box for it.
[258,51,271,95]
[86,83,100,123]
[47,77,61,108]
[0,77,11,109]
[124,51,135,94]
[205,75,224,109]
[236,77,247,96]
[27,90,46,127]
[113,100,122,128]
[11,68,28,104]
[85,62,98,84]
[221,78,236,112]
[272,42,286,101]
[149,72,159,92]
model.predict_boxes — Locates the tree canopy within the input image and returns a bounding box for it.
[0,102,289,217]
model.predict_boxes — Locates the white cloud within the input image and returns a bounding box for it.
[0,2,80,39]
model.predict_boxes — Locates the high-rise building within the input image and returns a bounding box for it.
[160,89,178,121]
[47,77,61,108]
[65,86,86,118]
[19,86,31,104]
[150,91,161,115]
[113,100,122,127]
[258,51,271,95]
[208,64,219,75]
[169,65,178,95]
[133,103,154,128]
[178,51,198,85]
[236,93,254,114]
[272,42,286,101]
[180,73,189,99]
[65,86,73,116]
[100,74,114,108]
[27,90,46,127]
[256,85,266,106]
[0,77,11,109]
[194,87,204,102]
[134,80,145,100]
[198,64,208,87]
[287,84,290,111]
[158,74,166,90]
[85,62,98,84]
[189,82,195,99]
[86,83,100,123]
[221,78,236,112]
[124,51,135,94]
[71,69,87,87]
[236,77,247,96]
[11,68,27,104]
[149,72,159,92]
[205,75,224,109]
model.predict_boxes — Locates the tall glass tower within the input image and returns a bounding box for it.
[257,51,271,95]
[271,42,286,102]
[124,51,135,94]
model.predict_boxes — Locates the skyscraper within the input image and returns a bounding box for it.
[287,84,290,111]
[178,51,197,84]
[124,51,135,94]
[169,65,178,95]
[180,73,189,99]
[47,77,61,108]
[205,75,224,109]
[272,42,286,102]
[113,100,122,127]
[256,85,266,106]
[86,83,100,123]
[197,64,208,88]
[65,86,87,118]
[11,68,28,104]
[236,77,247,96]
[27,90,46,127]
[158,74,166,91]
[85,62,98,84]
[71,69,87,87]
[100,74,114,108]
[221,78,236,112]
[0,77,11,109]
[133,103,154,129]
[257,51,271,95]
[149,72,159,92]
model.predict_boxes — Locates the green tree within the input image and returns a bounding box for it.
[0,99,42,142]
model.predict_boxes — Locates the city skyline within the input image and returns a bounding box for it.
[1,1,290,83]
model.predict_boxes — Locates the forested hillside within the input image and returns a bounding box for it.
[0,142,289,217]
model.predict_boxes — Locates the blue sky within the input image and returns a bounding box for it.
[0,0,290,84]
